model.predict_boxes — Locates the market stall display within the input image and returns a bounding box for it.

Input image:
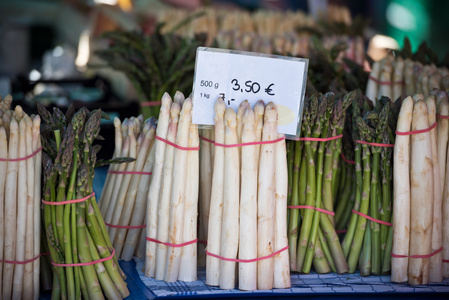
[0,96,42,300]
[38,104,131,299]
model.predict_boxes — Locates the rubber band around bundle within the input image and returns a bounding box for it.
[51,249,116,267]
[288,205,335,216]
[42,192,95,206]
[198,240,208,245]
[437,114,449,120]
[0,147,42,162]
[391,247,443,259]
[368,75,404,86]
[0,252,49,265]
[297,134,343,142]
[199,135,284,148]
[355,140,395,148]
[156,136,200,151]
[444,259,449,263]
[206,245,288,263]
[340,152,355,164]
[396,122,437,136]
[141,101,162,107]
[145,237,198,248]
[104,222,146,229]
[336,229,348,234]
[351,209,392,226]
[107,170,152,175]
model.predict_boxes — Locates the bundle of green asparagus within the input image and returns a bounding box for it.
[287,91,353,275]
[39,104,130,299]
[393,93,447,285]
[99,113,157,261]
[343,94,400,276]
[145,92,200,283]
[206,98,290,291]
[0,96,42,300]
[366,39,449,105]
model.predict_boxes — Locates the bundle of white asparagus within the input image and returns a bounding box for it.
[366,54,449,105]
[206,98,290,291]
[0,95,42,300]
[145,92,200,282]
[392,93,447,285]
[99,114,157,260]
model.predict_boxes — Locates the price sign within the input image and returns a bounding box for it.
[192,47,308,137]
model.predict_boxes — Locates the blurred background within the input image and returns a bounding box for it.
[1,0,448,157]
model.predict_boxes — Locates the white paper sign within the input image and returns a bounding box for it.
[192,47,308,137]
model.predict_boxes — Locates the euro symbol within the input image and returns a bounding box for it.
[265,83,275,96]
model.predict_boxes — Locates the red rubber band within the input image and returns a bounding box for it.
[145,237,197,248]
[392,247,443,259]
[355,140,395,148]
[368,75,404,85]
[42,192,95,206]
[199,135,215,144]
[206,245,288,263]
[51,249,115,267]
[295,134,343,142]
[107,170,152,175]
[336,229,347,234]
[396,122,437,136]
[443,259,449,263]
[437,114,449,120]
[141,101,162,107]
[0,252,48,265]
[0,147,42,162]
[156,136,200,151]
[104,223,146,229]
[199,136,285,148]
[288,205,335,216]
[340,153,355,164]
[198,240,208,245]
[351,209,392,226]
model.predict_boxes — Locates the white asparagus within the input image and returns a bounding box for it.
[174,91,185,106]
[365,60,381,102]
[404,58,415,97]
[257,102,277,290]
[274,133,290,288]
[32,115,41,300]
[198,128,213,268]
[122,140,156,261]
[408,100,434,285]
[421,73,430,97]
[426,96,443,283]
[154,102,181,280]
[23,116,35,299]
[254,100,265,168]
[238,108,257,291]
[114,120,156,257]
[393,57,405,101]
[237,100,249,144]
[377,57,393,101]
[104,120,130,222]
[178,123,200,281]
[12,118,28,299]
[206,98,226,286]
[392,96,414,283]
[442,76,449,92]
[219,108,240,290]
[145,93,172,277]
[443,144,449,278]
[108,123,137,243]
[0,125,8,298]
[165,98,193,282]
[437,92,449,194]
[99,117,122,215]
